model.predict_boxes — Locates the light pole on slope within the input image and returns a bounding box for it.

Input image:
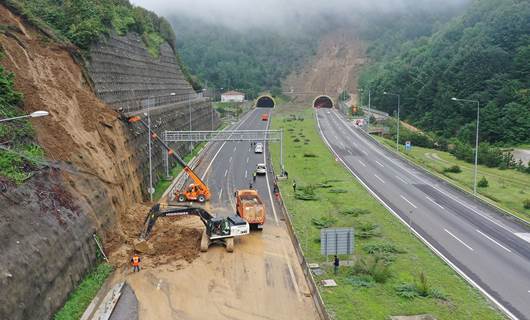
[384,91,400,152]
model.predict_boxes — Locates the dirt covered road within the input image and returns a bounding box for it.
[127,223,316,319]
[116,109,319,319]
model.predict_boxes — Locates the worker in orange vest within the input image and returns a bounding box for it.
[131,253,141,272]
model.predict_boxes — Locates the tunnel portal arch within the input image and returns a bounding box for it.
[255,95,276,108]
[312,95,334,108]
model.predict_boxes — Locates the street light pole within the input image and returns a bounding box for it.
[367,89,371,130]
[384,92,400,152]
[147,97,153,201]
[452,97,480,195]
[0,110,49,123]
[189,94,193,152]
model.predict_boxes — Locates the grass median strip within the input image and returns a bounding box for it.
[269,106,504,320]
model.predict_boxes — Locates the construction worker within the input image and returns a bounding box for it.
[334,255,340,275]
[249,181,253,189]
[131,253,141,272]
[292,180,297,192]
[253,170,257,182]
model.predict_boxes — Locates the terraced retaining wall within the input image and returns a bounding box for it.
[87,33,220,193]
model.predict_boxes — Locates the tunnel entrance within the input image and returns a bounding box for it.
[313,95,334,108]
[255,95,275,108]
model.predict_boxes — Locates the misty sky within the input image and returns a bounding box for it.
[130,0,470,30]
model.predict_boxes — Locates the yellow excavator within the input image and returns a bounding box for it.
[127,115,211,203]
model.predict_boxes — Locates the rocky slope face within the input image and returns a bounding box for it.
[0,5,146,318]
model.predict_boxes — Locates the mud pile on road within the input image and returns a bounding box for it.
[106,204,203,269]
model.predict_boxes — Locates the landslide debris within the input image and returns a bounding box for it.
[106,204,203,269]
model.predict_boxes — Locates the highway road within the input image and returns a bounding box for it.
[127,108,319,319]
[316,108,530,320]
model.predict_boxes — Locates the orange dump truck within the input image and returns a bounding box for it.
[235,189,265,229]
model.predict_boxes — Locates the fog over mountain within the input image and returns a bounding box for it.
[130,0,470,31]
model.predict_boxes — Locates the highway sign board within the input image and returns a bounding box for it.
[320,227,354,256]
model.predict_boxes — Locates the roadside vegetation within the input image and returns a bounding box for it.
[374,135,530,221]
[270,106,503,320]
[4,0,200,89]
[53,263,113,320]
[0,50,43,184]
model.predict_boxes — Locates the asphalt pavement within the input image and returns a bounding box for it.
[316,108,530,320]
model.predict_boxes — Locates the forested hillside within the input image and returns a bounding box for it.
[360,0,530,146]
[170,16,318,98]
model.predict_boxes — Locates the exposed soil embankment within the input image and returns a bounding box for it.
[283,29,367,103]
[0,5,201,319]
[0,4,140,318]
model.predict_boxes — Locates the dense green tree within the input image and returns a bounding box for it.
[360,0,530,146]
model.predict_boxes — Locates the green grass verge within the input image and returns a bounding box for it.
[374,136,530,222]
[54,263,113,320]
[269,106,504,320]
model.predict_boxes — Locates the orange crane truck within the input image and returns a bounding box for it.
[127,115,210,203]
[235,189,265,229]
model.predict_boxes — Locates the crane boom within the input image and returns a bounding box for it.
[127,115,210,202]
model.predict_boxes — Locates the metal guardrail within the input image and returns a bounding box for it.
[267,153,331,320]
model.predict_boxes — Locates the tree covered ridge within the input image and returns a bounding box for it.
[170,16,318,99]
[359,0,530,146]
[7,0,175,53]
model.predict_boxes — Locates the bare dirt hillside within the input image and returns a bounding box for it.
[282,29,367,104]
[0,5,202,319]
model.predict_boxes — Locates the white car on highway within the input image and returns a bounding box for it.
[254,143,263,153]
[256,163,267,175]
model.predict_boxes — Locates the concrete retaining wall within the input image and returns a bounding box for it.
[87,33,220,193]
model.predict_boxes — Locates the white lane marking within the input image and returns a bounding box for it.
[316,110,518,320]
[395,175,408,184]
[445,229,474,251]
[375,160,384,167]
[229,156,232,163]
[224,169,228,177]
[374,174,385,184]
[245,170,248,178]
[233,146,237,152]
[201,110,255,180]
[426,196,444,209]
[476,229,512,253]
[400,195,417,208]
[348,150,353,155]
[358,160,367,167]
[156,279,162,290]
[218,188,223,200]
[361,150,368,155]
[246,157,249,163]
[432,186,513,234]
[332,110,518,236]
[263,119,279,225]
[515,233,530,244]
[280,237,302,300]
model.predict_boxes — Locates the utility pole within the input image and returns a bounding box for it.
[147,97,153,201]
[384,92,400,152]
[367,89,371,130]
[189,94,193,152]
[452,97,480,195]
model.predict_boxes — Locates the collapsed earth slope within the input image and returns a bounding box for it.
[0,4,208,318]
[283,29,367,103]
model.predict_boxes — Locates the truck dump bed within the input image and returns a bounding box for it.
[236,190,266,227]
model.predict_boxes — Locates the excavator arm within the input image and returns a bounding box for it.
[127,115,210,201]
[141,203,213,239]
